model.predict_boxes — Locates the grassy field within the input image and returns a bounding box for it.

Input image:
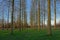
[0,29,60,40]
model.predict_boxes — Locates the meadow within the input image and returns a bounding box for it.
[0,29,60,40]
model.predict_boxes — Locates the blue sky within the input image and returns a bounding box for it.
[51,0,60,25]
[26,0,60,25]
[0,0,60,25]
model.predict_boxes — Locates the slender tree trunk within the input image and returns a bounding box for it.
[21,0,27,30]
[30,0,35,29]
[54,0,56,29]
[38,0,40,31]
[7,7,9,30]
[43,0,46,29]
[30,12,33,29]
[11,0,14,34]
[42,14,43,29]
[2,10,4,30]
[24,0,27,30]
[17,0,21,31]
[7,0,10,30]
[47,0,52,35]
[44,13,45,28]
[2,2,4,30]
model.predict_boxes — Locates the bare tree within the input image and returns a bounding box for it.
[47,0,52,35]
[37,0,40,31]
[7,0,10,30]
[30,0,35,29]
[21,0,27,30]
[11,0,14,34]
[23,0,27,29]
[17,0,22,30]
[54,0,56,29]
[30,0,37,29]
[43,0,46,28]
[2,0,4,30]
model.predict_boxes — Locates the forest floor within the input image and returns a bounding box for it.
[0,29,60,40]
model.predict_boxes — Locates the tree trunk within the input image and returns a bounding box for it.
[11,0,14,34]
[17,0,21,31]
[47,0,52,35]
[43,0,46,29]
[54,0,56,29]
[38,0,40,31]
[2,2,4,30]
[7,0,10,30]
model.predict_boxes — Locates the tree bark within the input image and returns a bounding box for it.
[11,0,14,34]
[38,0,40,31]
[54,0,56,29]
[47,0,52,35]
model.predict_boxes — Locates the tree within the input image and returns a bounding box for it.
[21,0,27,30]
[30,6,33,29]
[7,0,10,30]
[30,0,37,29]
[17,0,22,30]
[23,0,27,29]
[47,0,52,35]
[11,0,14,34]
[2,0,4,30]
[43,0,46,28]
[30,0,35,29]
[37,0,40,31]
[54,0,56,29]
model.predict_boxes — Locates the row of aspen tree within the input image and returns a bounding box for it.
[0,0,57,35]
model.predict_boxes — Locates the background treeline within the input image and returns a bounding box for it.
[0,0,60,35]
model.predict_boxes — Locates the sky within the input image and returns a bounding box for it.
[0,0,60,25]
[51,0,60,25]
[26,0,60,25]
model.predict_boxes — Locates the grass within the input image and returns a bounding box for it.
[0,29,60,40]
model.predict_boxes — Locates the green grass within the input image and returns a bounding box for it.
[0,29,60,40]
